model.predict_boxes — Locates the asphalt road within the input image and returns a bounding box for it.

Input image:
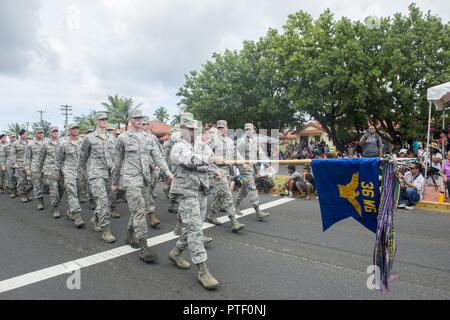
[0,183,450,300]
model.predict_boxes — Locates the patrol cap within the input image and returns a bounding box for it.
[67,123,79,130]
[35,127,44,133]
[244,123,255,131]
[9,133,16,138]
[180,112,194,122]
[95,112,108,120]
[180,118,196,129]
[86,126,95,133]
[107,124,116,131]
[217,120,227,128]
[50,126,58,132]
[128,108,143,119]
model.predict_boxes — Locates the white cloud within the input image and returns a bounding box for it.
[1,0,449,131]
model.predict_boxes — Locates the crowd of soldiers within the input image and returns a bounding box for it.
[0,110,271,290]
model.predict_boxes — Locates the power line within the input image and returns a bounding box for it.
[60,105,72,136]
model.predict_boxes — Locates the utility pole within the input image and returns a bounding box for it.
[37,109,46,127]
[24,122,31,132]
[60,105,72,136]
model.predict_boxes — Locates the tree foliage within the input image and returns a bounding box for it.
[177,4,450,150]
[102,94,142,129]
[153,106,170,123]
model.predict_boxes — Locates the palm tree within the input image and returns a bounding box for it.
[171,114,182,126]
[7,123,21,138]
[102,94,142,129]
[153,106,170,124]
[74,110,97,133]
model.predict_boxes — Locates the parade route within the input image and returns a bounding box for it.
[1,184,450,300]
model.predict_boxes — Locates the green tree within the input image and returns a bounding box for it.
[31,120,51,137]
[74,110,97,133]
[7,123,21,138]
[102,94,142,129]
[153,106,170,123]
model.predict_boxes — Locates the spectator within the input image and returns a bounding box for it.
[396,148,407,158]
[411,138,420,155]
[359,126,383,158]
[441,150,450,202]
[298,165,316,200]
[422,142,443,173]
[256,163,276,193]
[398,162,425,211]
[406,149,415,158]
[281,165,303,198]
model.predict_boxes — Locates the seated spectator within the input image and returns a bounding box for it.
[396,148,407,158]
[441,150,450,202]
[281,165,302,198]
[406,149,415,158]
[298,165,316,200]
[256,163,276,193]
[230,166,245,191]
[398,162,425,210]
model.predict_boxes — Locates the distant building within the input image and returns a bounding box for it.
[292,121,334,147]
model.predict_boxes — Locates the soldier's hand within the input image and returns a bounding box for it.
[14,163,19,169]
[165,171,173,182]
[1,165,5,171]
[26,170,32,177]
[214,171,223,181]
[111,185,118,192]
[54,175,60,182]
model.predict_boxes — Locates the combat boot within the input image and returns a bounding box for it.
[229,215,245,232]
[26,191,33,201]
[169,247,191,269]
[52,207,61,219]
[111,205,120,218]
[203,235,213,245]
[196,262,219,290]
[73,212,85,228]
[206,212,222,225]
[37,198,44,210]
[125,228,139,248]
[66,209,75,221]
[0,187,4,194]
[89,198,96,210]
[147,213,160,228]
[163,186,170,199]
[20,193,29,202]
[138,238,158,263]
[101,226,116,243]
[254,206,270,221]
[167,201,178,213]
[90,216,101,232]
[9,188,17,198]
[235,201,243,215]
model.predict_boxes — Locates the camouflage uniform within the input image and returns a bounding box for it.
[107,129,119,210]
[55,136,83,215]
[38,138,64,208]
[0,139,6,192]
[78,129,115,229]
[207,121,244,230]
[170,137,216,264]
[11,137,32,197]
[113,128,170,241]
[4,140,17,194]
[24,137,45,200]
[235,123,270,220]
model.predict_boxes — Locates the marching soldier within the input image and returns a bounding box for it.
[0,134,6,194]
[11,129,33,203]
[38,126,64,218]
[80,126,95,207]
[112,109,173,263]
[206,120,245,232]
[78,112,116,243]
[24,127,45,210]
[107,124,120,218]
[5,134,17,198]
[55,123,85,228]
[235,123,270,220]
[142,116,162,227]
[168,116,223,290]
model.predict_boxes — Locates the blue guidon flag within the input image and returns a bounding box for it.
[311,158,381,233]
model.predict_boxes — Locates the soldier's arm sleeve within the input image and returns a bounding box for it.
[24,144,32,171]
[112,137,124,186]
[150,142,170,173]
[77,137,90,175]
[171,143,211,166]
[54,143,65,176]
[37,144,46,174]
[0,146,5,166]
[10,143,17,165]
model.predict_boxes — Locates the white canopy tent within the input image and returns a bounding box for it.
[426,81,450,154]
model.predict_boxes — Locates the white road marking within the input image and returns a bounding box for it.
[0,197,294,294]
